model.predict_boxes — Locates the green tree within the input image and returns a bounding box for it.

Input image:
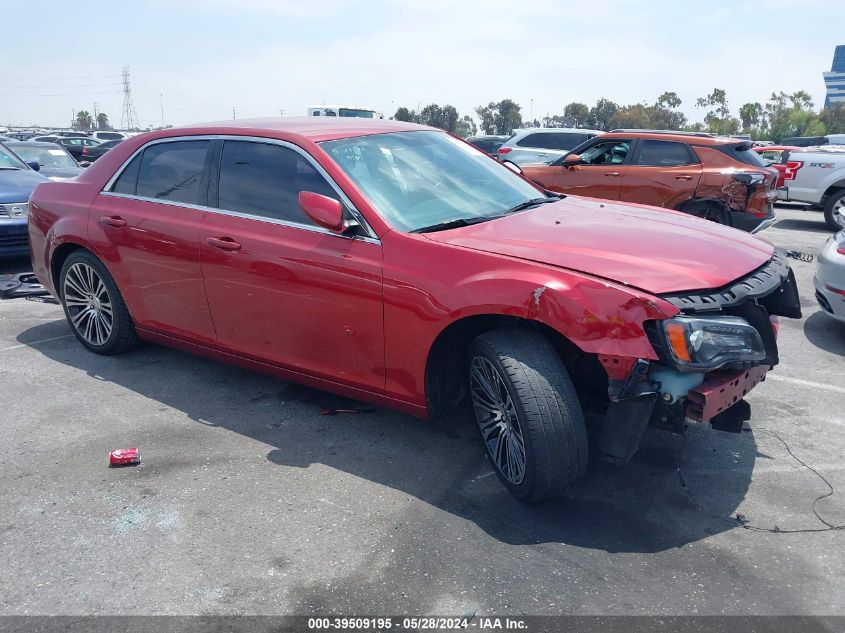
[820,104,845,134]
[393,107,417,122]
[650,92,686,130]
[441,105,460,133]
[766,91,823,141]
[494,99,522,134]
[418,104,445,129]
[475,102,497,134]
[96,112,111,130]
[586,98,618,131]
[695,88,738,135]
[563,102,589,128]
[455,115,477,138]
[607,103,652,130]
[739,102,764,132]
[656,91,682,109]
[74,110,93,130]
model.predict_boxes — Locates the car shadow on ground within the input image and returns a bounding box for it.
[803,310,845,356]
[19,318,758,554]
[0,256,32,275]
[772,217,833,234]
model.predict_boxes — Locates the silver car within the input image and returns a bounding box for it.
[814,229,845,322]
[496,127,602,166]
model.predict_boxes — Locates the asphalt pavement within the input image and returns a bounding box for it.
[0,204,843,617]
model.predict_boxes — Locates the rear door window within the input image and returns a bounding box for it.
[216,140,339,225]
[634,140,698,166]
[111,154,142,195]
[136,140,210,205]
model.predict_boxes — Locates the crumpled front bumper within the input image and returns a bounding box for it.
[685,365,769,422]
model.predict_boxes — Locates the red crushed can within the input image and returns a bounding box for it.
[109,447,141,467]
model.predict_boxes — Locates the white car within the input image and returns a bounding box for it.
[496,127,602,166]
[814,228,845,322]
[777,145,845,230]
[89,131,127,142]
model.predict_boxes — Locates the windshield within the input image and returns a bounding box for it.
[0,143,28,169]
[338,108,375,118]
[320,131,545,232]
[12,145,77,169]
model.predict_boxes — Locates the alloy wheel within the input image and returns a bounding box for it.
[469,356,527,485]
[63,262,114,346]
[833,197,845,229]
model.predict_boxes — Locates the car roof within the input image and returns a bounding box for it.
[513,127,602,136]
[601,130,746,146]
[170,116,429,142]
[5,141,66,147]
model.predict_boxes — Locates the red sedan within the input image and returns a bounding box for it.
[28,118,801,501]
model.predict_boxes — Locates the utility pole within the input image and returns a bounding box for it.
[530,98,533,125]
[160,93,165,128]
[232,106,236,120]
[279,108,284,117]
[120,66,139,130]
[93,102,99,129]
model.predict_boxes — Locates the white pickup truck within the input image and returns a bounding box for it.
[777,145,845,230]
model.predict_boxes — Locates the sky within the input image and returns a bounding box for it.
[1,0,842,130]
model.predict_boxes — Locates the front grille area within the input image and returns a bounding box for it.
[0,234,29,249]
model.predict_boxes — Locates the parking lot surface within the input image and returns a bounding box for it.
[0,205,843,616]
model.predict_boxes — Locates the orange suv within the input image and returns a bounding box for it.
[521,130,779,232]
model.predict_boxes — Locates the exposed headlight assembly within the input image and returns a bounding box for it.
[662,316,765,371]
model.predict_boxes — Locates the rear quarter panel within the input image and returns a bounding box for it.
[29,180,98,295]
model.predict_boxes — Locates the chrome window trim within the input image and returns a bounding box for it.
[100,134,379,242]
[99,192,380,245]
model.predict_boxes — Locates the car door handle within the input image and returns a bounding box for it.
[206,236,242,252]
[604,171,621,177]
[100,215,126,228]
[674,175,694,181]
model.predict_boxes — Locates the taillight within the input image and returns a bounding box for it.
[826,285,845,296]
[837,247,845,256]
[498,147,512,155]
[783,160,803,181]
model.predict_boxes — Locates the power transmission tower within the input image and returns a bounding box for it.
[120,67,139,131]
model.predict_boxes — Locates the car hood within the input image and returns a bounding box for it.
[424,196,775,295]
[39,165,83,179]
[0,168,48,202]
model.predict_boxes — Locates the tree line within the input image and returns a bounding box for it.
[392,89,845,142]
[72,110,112,131]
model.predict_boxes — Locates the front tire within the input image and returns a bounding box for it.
[823,190,845,231]
[468,329,588,501]
[59,250,139,355]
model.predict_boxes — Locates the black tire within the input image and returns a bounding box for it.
[467,328,588,501]
[823,190,845,231]
[59,250,139,355]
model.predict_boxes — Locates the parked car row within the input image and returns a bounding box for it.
[21,117,811,501]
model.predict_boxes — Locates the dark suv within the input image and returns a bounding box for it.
[522,130,779,232]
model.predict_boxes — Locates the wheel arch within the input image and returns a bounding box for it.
[424,314,588,419]
[50,242,88,293]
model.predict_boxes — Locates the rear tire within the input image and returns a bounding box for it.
[467,329,588,502]
[823,190,845,231]
[59,250,139,355]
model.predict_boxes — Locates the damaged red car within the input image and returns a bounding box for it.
[28,118,801,501]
